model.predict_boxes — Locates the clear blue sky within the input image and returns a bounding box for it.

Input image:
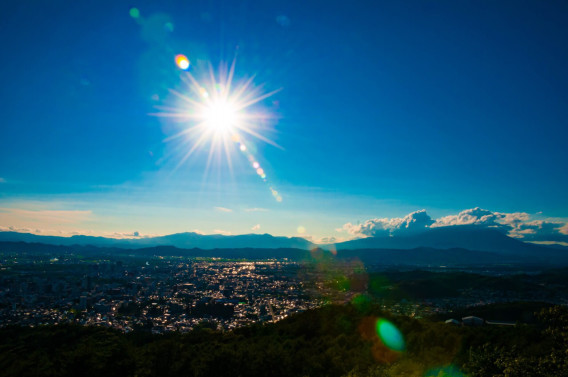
[0,0,567,241]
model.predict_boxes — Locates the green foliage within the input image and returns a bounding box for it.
[0,304,567,377]
[462,306,568,377]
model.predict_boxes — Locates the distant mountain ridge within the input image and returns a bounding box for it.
[0,226,563,258]
[0,231,315,250]
[1,241,567,265]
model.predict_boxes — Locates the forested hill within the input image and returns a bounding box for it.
[1,303,567,377]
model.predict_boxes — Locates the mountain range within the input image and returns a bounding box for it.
[0,226,565,254]
[0,231,314,250]
[1,225,567,265]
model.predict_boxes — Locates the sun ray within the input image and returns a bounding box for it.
[174,129,212,170]
[236,88,283,111]
[234,123,284,149]
[157,56,284,201]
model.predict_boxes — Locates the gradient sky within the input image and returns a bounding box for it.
[0,0,567,241]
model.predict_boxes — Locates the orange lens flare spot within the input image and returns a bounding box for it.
[175,54,190,70]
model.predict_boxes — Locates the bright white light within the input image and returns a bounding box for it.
[155,58,283,190]
[203,100,236,134]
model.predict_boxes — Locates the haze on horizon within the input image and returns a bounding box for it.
[1,0,567,245]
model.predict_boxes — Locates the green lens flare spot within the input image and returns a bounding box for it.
[376,318,405,351]
[130,8,140,19]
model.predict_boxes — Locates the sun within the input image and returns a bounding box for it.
[153,57,284,202]
[202,99,237,135]
[156,58,281,166]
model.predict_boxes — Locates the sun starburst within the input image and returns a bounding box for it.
[153,56,284,202]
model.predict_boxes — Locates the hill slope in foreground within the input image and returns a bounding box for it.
[1,303,566,377]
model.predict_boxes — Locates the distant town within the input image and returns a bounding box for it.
[1,247,567,333]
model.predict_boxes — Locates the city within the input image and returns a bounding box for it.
[2,248,566,334]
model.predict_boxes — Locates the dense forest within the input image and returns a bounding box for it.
[1,302,567,377]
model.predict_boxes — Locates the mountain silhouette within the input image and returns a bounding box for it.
[0,231,315,250]
[0,226,564,258]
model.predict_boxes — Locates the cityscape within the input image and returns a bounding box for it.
[2,247,567,334]
[1,252,323,333]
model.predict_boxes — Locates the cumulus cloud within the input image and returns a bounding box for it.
[510,220,568,242]
[342,210,434,237]
[214,206,233,213]
[431,208,568,242]
[342,207,568,244]
[251,224,261,231]
[432,207,508,230]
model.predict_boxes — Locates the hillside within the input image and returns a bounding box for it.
[0,303,566,377]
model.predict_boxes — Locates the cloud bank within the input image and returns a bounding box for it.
[342,207,568,244]
[342,210,434,237]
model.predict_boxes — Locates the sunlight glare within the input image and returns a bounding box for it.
[203,99,237,134]
[155,57,284,202]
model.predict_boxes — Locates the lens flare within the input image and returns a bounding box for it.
[154,57,284,201]
[376,318,405,352]
[129,7,140,18]
[175,54,190,70]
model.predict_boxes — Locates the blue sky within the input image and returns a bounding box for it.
[0,0,567,242]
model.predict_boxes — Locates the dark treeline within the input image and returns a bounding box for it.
[0,303,567,377]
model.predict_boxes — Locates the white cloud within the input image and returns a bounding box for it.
[251,224,261,231]
[342,207,568,244]
[214,206,233,213]
[342,210,434,237]
[510,220,567,242]
[213,229,232,235]
[432,207,507,230]
[245,208,268,212]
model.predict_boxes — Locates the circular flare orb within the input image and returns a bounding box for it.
[175,54,190,70]
[376,319,405,351]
